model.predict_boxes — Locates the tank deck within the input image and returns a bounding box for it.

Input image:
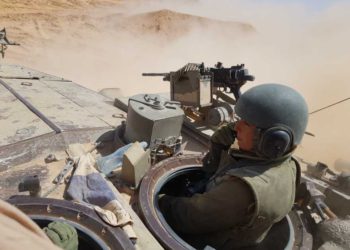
[0,64,125,168]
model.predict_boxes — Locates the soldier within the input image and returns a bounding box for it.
[159,83,309,249]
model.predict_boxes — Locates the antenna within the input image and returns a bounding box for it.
[309,97,350,115]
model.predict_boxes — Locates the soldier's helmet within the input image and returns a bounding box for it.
[235,83,308,158]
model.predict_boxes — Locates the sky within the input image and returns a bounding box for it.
[259,0,334,7]
[239,0,344,11]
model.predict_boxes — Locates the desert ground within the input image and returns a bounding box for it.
[1,0,349,170]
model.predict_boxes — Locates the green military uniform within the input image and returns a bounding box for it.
[159,147,297,249]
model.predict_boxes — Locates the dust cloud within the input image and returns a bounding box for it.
[1,0,349,169]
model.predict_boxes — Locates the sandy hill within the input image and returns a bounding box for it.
[1,4,255,49]
[115,9,255,40]
[129,9,254,32]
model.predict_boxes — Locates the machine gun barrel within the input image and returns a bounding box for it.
[142,73,168,77]
[142,73,170,81]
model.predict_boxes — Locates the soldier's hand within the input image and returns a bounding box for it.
[202,151,218,175]
[211,122,236,147]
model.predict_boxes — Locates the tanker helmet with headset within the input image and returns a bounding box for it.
[234,83,309,159]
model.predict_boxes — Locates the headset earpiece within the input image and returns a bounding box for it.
[258,127,293,159]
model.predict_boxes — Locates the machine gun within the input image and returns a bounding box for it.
[143,62,255,126]
[0,28,20,58]
[143,62,254,101]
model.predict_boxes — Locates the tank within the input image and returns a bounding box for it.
[0,62,349,250]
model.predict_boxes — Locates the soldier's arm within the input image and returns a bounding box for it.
[202,122,236,175]
[158,177,254,235]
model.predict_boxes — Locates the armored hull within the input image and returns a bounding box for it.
[0,64,349,250]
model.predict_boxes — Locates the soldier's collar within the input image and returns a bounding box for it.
[229,148,294,163]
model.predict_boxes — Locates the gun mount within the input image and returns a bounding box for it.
[0,28,20,58]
